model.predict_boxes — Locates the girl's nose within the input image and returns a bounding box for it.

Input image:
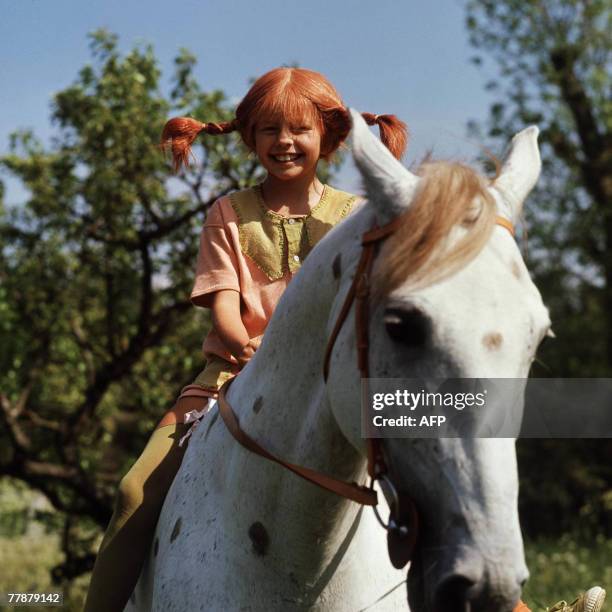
[276,128,293,144]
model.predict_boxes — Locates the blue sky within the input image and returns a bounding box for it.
[0,0,498,200]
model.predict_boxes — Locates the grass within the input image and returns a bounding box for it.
[522,533,610,611]
[0,529,608,610]
[0,530,90,612]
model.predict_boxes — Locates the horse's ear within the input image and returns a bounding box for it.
[493,126,541,222]
[349,108,419,224]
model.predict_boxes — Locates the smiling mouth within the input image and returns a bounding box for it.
[271,154,302,162]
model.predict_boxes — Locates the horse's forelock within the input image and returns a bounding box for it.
[372,161,497,298]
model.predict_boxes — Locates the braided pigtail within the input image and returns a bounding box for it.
[361,112,408,160]
[319,107,352,159]
[160,117,238,173]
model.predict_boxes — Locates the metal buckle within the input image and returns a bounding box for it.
[370,474,409,537]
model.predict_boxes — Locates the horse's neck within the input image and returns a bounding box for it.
[225,251,363,477]
[227,205,370,462]
[216,210,371,575]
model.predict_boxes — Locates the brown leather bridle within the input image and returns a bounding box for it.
[218,213,515,569]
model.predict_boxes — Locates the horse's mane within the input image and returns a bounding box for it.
[372,160,497,297]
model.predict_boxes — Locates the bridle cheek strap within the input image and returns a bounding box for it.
[324,215,515,445]
[323,214,404,383]
[321,214,514,567]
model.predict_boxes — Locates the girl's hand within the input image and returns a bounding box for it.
[236,339,257,369]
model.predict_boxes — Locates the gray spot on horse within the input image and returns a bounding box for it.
[511,260,521,279]
[332,253,342,279]
[252,396,264,414]
[248,521,270,556]
[170,517,182,543]
[154,537,159,557]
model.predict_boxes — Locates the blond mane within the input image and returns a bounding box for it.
[372,161,497,297]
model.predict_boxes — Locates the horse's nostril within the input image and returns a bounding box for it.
[384,305,431,346]
[434,575,480,611]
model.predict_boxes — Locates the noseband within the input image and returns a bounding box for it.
[218,213,515,570]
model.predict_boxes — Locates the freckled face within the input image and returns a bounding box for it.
[253,116,322,182]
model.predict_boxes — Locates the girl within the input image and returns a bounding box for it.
[84,66,406,612]
[84,67,604,612]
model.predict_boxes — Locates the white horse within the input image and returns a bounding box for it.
[127,110,550,612]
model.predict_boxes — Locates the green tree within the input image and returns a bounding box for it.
[0,29,269,583]
[466,0,611,537]
[467,0,611,376]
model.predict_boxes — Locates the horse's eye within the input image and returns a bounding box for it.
[384,304,431,347]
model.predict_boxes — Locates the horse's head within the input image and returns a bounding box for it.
[326,111,551,611]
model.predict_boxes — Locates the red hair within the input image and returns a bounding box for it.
[161,67,408,172]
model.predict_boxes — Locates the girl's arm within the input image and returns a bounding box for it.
[210,289,256,367]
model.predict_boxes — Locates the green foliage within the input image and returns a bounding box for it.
[518,439,612,538]
[523,534,611,610]
[466,0,612,376]
[0,28,344,590]
[0,483,84,610]
[467,0,612,541]
[0,530,90,612]
[0,28,294,585]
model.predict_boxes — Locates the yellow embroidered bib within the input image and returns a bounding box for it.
[230,185,357,281]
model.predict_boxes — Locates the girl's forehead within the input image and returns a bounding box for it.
[253,98,320,127]
[256,114,318,128]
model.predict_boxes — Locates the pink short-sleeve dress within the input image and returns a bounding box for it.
[178,183,357,401]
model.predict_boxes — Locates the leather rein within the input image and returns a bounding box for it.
[218,213,515,568]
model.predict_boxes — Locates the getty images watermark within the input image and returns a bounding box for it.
[361,379,612,438]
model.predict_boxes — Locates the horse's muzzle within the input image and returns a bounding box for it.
[432,563,527,612]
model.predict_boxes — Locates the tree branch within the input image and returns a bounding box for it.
[545,123,582,170]
[69,316,97,385]
[549,46,605,162]
[137,238,153,339]
[0,460,112,526]
[0,389,33,450]
[83,188,235,250]
[67,298,193,436]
